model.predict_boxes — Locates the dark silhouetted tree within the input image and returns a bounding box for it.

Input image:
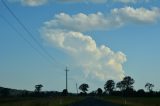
[96,88,103,96]
[79,83,89,94]
[21,90,29,97]
[145,83,154,92]
[35,84,43,93]
[104,80,115,94]
[62,89,68,96]
[123,76,135,90]
[116,81,125,91]
[1,88,10,97]
[137,89,145,96]
[116,76,135,97]
[116,76,135,93]
[89,91,96,96]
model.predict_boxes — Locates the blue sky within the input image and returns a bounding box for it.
[0,0,160,92]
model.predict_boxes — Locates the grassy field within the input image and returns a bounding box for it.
[1,96,160,106]
[101,96,160,106]
[0,96,84,106]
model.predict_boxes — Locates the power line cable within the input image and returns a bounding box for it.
[0,14,66,75]
[0,14,54,65]
[1,0,65,67]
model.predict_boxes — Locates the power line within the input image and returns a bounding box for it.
[0,14,54,65]
[1,0,64,67]
[0,14,67,77]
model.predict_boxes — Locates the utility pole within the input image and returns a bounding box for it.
[76,83,78,94]
[65,67,69,91]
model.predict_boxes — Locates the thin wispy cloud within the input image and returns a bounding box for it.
[22,0,47,6]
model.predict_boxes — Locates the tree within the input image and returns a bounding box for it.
[96,88,103,96]
[62,89,68,96]
[104,80,115,94]
[123,76,135,90]
[1,88,10,97]
[116,76,135,92]
[145,83,154,92]
[88,91,96,96]
[137,89,145,94]
[137,89,145,96]
[35,84,43,93]
[79,83,89,94]
[116,81,125,91]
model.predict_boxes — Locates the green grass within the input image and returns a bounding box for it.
[0,96,84,106]
[101,96,160,106]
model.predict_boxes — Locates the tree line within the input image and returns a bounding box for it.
[0,76,159,97]
[78,76,157,97]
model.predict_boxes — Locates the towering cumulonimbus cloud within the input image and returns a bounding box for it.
[42,29,127,80]
[41,7,160,81]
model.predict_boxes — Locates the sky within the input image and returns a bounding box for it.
[0,0,160,93]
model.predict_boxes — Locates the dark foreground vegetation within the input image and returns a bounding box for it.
[1,96,160,106]
[102,96,160,106]
[1,76,160,106]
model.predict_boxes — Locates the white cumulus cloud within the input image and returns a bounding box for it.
[41,7,160,81]
[44,12,114,32]
[44,7,160,32]
[112,7,160,24]
[41,29,127,80]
